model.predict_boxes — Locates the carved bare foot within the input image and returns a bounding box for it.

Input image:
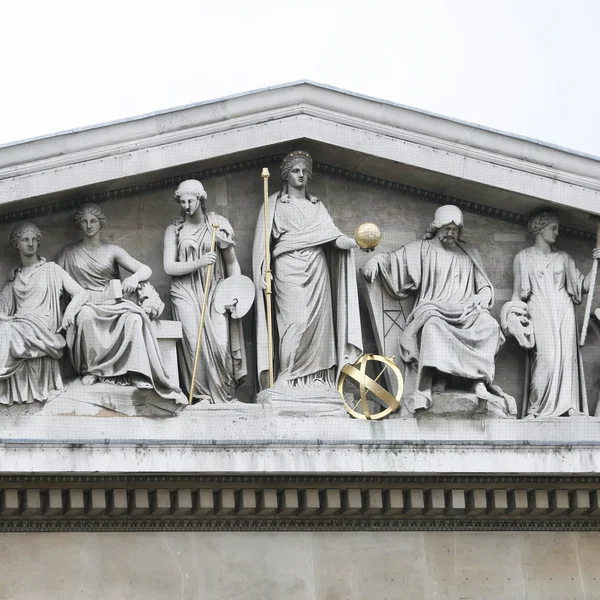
[565,408,587,417]
[100,375,129,387]
[473,382,496,403]
[81,374,98,386]
[129,374,153,389]
[473,382,516,418]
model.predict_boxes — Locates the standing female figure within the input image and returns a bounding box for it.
[509,212,600,417]
[163,179,246,403]
[57,203,182,402]
[253,151,363,390]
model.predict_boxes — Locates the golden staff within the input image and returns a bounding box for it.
[580,217,600,346]
[189,223,219,404]
[261,167,274,388]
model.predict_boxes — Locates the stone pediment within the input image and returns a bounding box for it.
[2,82,600,533]
[1,81,599,235]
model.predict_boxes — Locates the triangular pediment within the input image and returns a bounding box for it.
[1,81,599,234]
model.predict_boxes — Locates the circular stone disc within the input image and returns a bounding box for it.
[213,275,255,319]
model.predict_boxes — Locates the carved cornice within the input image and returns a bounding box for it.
[0,155,593,242]
[1,474,600,531]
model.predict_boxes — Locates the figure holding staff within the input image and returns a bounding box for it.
[252,151,363,392]
[505,212,600,418]
[164,179,247,403]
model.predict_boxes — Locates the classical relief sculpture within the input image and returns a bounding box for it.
[163,180,246,403]
[252,151,363,391]
[0,223,88,405]
[363,205,516,417]
[504,212,600,418]
[57,203,183,403]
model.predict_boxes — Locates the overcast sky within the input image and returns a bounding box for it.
[2,0,599,156]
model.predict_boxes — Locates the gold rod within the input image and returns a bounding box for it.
[188,223,219,404]
[261,168,274,388]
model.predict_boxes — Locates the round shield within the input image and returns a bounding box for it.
[213,275,255,319]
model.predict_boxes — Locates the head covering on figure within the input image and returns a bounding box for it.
[73,203,106,230]
[10,222,42,249]
[172,179,208,233]
[174,179,208,202]
[279,150,318,203]
[527,211,560,238]
[424,205,464,240]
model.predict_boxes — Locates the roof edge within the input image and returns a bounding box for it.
[1,80,599,164]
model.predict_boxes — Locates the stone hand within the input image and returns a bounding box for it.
[121,275,140,294]
[260,269,269,291]
[60,306,77,331]
[593,247,600,260]
[362,258,380,282]
[335,236,359,251]
[201,252,217,269]
[466,291,490,312]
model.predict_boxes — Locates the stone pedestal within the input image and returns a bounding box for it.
[256,387,347,417]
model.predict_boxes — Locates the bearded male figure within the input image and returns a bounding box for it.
[363,205,516,417]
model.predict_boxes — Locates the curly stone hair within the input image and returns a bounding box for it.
[10,222,42,249]
[527,211,560,238]
[73,203,106,230]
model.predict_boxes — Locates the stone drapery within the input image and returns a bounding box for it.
[169,213,246,403]
[58,243,183,402]
[514,248,588,417]
[0,260,69,404]
[376,239,506,412]
[252,192,362,390]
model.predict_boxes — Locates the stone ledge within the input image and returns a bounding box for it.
[1,413,600,474]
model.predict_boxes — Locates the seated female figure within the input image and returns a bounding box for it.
[57,203,182,402]
[0,222,88,405]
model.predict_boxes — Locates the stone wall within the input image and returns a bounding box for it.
[0,531,598,599]
[1,166,598,409]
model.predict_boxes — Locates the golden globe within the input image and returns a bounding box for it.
[354,222,381,251]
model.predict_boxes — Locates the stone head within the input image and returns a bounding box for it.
[174,179,207,217]
[527,212,560,245]
[280,151,313,185]
[74,203,106,237]
[425,205,464,247]
[10,222,42,256]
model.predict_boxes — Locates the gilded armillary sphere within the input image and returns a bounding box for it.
[338,353,403,420]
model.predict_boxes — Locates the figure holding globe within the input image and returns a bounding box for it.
[253,151,364,392]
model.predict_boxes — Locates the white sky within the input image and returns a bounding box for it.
[2,0,599,156]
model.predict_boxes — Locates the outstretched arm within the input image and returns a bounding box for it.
[335,235,359,251]
[163,226,216,277]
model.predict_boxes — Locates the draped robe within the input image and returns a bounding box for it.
[514,248,587,417]
[57,243,182,401]
[0,261,69,404]
[377,239,504,411]
[253,192,362,389]
[169,213,246,403]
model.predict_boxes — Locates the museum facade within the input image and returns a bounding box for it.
[0,82,600,599]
